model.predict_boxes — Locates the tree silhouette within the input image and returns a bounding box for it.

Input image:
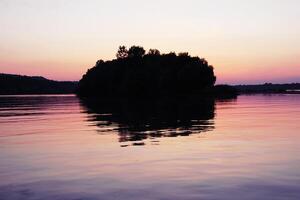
[116,46,128,59]
[128,46,145,58]
[178,52,189,57]
[148,49,160,55]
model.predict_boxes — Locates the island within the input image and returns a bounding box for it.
[77,46,237,98]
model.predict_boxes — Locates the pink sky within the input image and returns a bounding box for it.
[1,0,299,84]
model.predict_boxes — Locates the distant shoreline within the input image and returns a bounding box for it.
[234,83,300,94]
[1,73,299,95]
[0,73,78,95]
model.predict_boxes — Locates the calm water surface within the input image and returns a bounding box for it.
[0,94,300,200]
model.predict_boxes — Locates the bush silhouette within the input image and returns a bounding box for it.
[77,45,235,98]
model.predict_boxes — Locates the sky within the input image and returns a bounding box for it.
[0,0,300,84]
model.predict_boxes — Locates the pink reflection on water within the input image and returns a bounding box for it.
[0,94,300,199]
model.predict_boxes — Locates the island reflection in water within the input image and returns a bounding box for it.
[80,97,219,147]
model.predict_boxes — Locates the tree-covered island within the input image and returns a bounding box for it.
[77,46,237,98]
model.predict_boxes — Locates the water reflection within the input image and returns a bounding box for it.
[1,95,300,200]
[0,95,78,117]
[80,97,217,146]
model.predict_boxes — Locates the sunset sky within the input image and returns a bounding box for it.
[1,0,299,84]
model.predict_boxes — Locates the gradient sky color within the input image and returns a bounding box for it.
[1,0,300,84]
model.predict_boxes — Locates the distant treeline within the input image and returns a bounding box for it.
[0,73,78,95]
[234,83,300,94]
[77,45,237,98]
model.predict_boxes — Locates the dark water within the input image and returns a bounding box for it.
[0,94,300,200]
